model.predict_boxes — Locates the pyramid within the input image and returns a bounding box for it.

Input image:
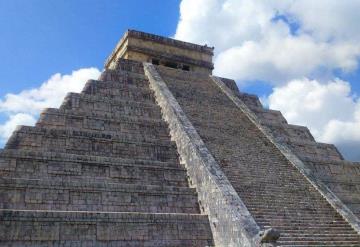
[1,30,360,246]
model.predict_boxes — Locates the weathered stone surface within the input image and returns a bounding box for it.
[260,228,280,243]
[218,74,360,227]
[105,30,214,73]
[144,63,261,247]
[155,65,360,246]
[0,210,212,245]
[0,57,214,246]
[0,178,199,213]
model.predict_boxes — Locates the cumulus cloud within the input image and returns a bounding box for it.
[175,0,360,160]
[268,79,360,161]
[175,0,360,84]
[284,1,360,42]
[0,113,36,141]
[0,68,101,145]
[215,37,359,83]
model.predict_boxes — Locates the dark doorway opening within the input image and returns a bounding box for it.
[164,61,178,69]
[182,65,190,71]
[152,59,160,65]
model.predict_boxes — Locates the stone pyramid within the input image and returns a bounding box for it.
[1,30,360,246]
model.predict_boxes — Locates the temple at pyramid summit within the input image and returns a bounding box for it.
[1,29,360,246]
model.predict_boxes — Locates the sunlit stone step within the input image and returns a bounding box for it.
[0,210,214,246]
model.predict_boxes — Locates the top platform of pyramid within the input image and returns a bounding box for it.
[105,29,214,73]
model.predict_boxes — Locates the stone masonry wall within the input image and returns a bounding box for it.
[219,78,360,219]
[156,65,360,246]
[0,59,214,246]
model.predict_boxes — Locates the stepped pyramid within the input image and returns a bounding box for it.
[1,30,360,246]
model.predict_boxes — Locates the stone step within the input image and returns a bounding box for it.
[247,205,336,212]
[279,245,360,247]
[278,239,360,245]
[254,216,343,224]
[0,178,199,213]
[63,91,157,107]
[60,92,162,119]
[273,230,359,241]
[158,69,209,83]
[256,219,350,226]
[280,232,359,237]
[224,168,306,176]
[84,78,150,90]
[237,191,327,200]
[270,228,356,236]
[14,125,172,144]
[254,214,344,221]
[109,59,146,74]
[37,107,167,131]
[244,202,331,210]
[270,123,315,142]
[240,184,323,193]
[236,186,321,193]
[235,91,263,109]
[0,150,188,187]
[254,216,344,224]
[237,190,323,198]
[303,156,360,167]
[280,138,343,161]
[37,114,169,138]
[239,189,329,198]
[0,210,214,246]
[226,173,311,180]
[99,69,148,86]
[234,182,319,190]
[230,176,311,184]
[305,166,360,185]
[240,196,329,204]
[252,212,342,220]
[276,228,357,233]
[6,126,178,161]
[81,86,156,103]
[0,149,182,168]
[277,240,360,246]
[259,222,352,229]
[251,213,342,222]
[279,232,360,241]
[246,204,332,212]
[82,79,155,101]
[248,107,289,125]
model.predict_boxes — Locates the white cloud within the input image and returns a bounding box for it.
[175,0,360,84]
[0,113,36,140]
[0,67,101,145]
[268,78,360,161]
[284,0,360,42]
[215,37,359,83]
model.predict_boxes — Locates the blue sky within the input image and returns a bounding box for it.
[0,0,360,160]
[0,0,180,98]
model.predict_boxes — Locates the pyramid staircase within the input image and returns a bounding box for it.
[156,65,360,246]
[234,87,360,219]
[0,60,214,246]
